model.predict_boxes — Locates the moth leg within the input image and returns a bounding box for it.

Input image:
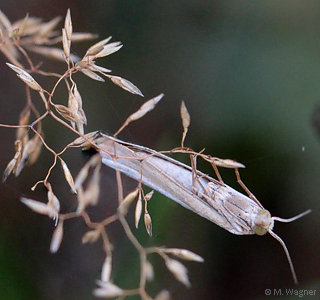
[209,161,224,185]
[190,153,212,198]
[190,153,198,190]
[234,168,263,208]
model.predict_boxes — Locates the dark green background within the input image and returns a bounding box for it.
[0,1,319,299]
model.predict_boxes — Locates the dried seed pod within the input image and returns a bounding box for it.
[163,248,204,263]
[67,83,87,134]
[76,187,87,213]
[17,109,30,140]
[144,260,154,282]
[26,135,42,166]
[69,32,98,42]
[144,190,154,201]
[0,9,12,31]
[5,140,24,178]
[76,179,100,213]
[93,42,122,59]
[85,45,104,57]
[27,46,80,62]
[11,16,41,36]
[70,130,100,147]
[118,188,139,215]
[126,93,163,121]
[59,158,76,193]
[84,168,101,206]
[37,16,61,39]
[82,229,100,244]
[6,63,43,91]
[75,155,101,212]
[55,104,82,123]
[20,197,58,220]
[18,73,43,91]
[88,153,102,167]
[50,220,64,253]
[85,36,112,57]
[62,28,70,58]
[74,165,89,190]
[144,212,152,237]
[64,9,72,41]
[180,101,190,148]
[154,290,171,300]
[135,198,142,228]
[46,183,60,214]
[114,94,163,136]
[165,258,190,288]
[87,63,112,74]
[74,154,101,190]
[80,68,105,82]
[109,75,144,97]
[15,137,42,176]
[3,158,17,182]
[16,13,29,38]
[93,281,123,298]
[9,28,19,38]
[1,43,22,67]
[72,83,84,117]
[101,256,112,282]
[204,155,245,169]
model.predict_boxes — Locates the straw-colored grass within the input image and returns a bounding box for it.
[0,9,205,299]
[0,8,310,299]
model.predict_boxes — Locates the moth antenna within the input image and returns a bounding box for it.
[268,230,298,285]
[268,209,311,285]
[272,209,311,223]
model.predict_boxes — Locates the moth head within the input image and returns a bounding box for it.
[253,209,274,236]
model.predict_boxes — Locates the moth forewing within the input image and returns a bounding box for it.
[96,135,232,231]
[96,134,262,235]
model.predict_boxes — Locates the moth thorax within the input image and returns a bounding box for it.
[253,209,274,236]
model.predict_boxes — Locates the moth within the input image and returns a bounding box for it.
[90,132,311,285]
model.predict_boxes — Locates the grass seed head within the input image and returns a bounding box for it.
[50,220,64,253]
[165,258,190,288]
[144,212,153,237]
[82,229,101,244]
[93,281,123,298]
